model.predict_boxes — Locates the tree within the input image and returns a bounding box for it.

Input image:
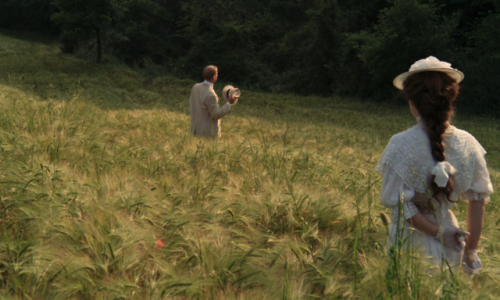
[51,0,124,62]
[347,0,458,100]
[112,0,186,66]
[460,2,500,116]
[2,0,498,115]
[0,0,58,34]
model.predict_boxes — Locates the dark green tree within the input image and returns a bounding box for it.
[0,0,59,34]
[1,0,498,116]
[113,0,186,66]
[460,1,500,116]
[347,0,459,100]
[51,0,124,62]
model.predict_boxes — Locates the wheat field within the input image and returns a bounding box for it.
[0,32,499,299]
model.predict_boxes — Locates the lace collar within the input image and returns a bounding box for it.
[376,123,488,199]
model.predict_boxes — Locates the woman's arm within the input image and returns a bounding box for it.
[409,211,469,250]
[408,212,438,236]
[466,199,486,250]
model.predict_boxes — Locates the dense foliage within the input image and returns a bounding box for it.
[0,0,498,115]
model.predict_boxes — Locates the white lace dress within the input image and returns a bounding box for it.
[376,118,494,268]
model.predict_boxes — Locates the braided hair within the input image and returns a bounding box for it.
[403,71,459,201]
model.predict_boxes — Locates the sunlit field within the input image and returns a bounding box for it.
[0,32,499,299]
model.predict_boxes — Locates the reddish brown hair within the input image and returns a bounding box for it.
[403,71,459,201]
[203,65,218,81]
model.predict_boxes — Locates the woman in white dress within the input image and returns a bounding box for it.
[377,56,494,272]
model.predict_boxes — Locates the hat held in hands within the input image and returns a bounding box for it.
[222,85,241,105]
[393,56,464,90]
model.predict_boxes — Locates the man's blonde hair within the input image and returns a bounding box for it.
[203,65,218,81]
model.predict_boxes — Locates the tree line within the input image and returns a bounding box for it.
[1,0,498,116]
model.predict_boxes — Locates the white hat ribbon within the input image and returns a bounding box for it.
[409,56,452,72]
[431,162,457,187]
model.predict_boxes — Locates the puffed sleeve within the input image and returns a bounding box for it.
[460,152,494,202]
[381,166,419,220]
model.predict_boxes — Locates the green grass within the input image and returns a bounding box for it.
[0,32,499,299]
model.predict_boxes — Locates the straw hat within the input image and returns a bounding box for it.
[393,56,464,90]
[222,85,241,105]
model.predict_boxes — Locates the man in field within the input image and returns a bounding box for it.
[190,65,236,138]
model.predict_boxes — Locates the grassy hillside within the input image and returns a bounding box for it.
[0,32,499,299]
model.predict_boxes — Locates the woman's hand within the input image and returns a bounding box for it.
[408,212,469,251]
[463,249,482,274]
[435,226,469,251]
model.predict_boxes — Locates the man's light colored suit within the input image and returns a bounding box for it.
[190,82,231,138]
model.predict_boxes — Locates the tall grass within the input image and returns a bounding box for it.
[0,32,499,299]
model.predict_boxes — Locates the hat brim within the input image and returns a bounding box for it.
[222,85,235,102]
[393,68,464,90]
[222,85,241,102]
